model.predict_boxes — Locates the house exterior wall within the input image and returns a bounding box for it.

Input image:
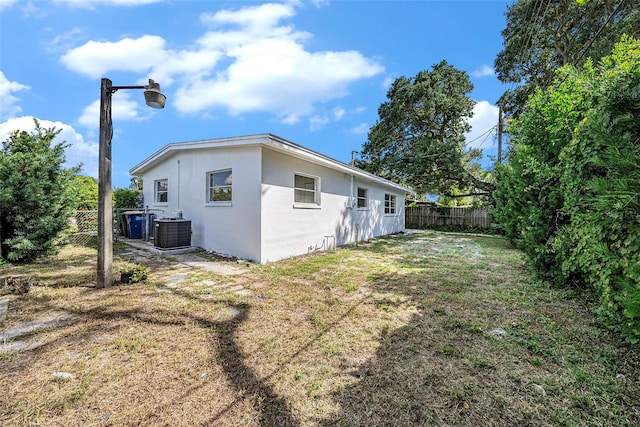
[259,147,405,263]
[141,145,263,262]
[351,178,406,241]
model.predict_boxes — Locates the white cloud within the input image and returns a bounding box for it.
[9,0,161,17]
[0,72,30,121]
[59,2,383,124]
[17,2,48,19]
[60,35,167,79]
[77,92,153,129]
[472,64,495,78]
[200,2,297,30]
[0,0,163,16]
[53,0,162,7]
[174,41,381,121]
[309,115,329,131]
[310,0,330,7]
[44,27,86,54]
[0,116,99,178]
[465,100,498,149]
[349,123,370,135]
[382,76,394,89]
[149,50,221,87]
[332,106,345,120]
[306,106,355,131]
[0,0,18,12]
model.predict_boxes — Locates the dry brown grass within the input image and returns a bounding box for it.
[1,232,638,426]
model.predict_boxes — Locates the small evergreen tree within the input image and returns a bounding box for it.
[0,120,79,262]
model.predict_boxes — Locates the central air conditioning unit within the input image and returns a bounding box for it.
[154,219,191,249]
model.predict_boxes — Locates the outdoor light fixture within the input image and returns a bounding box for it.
[143,79,166,109]
[97,78,166,289]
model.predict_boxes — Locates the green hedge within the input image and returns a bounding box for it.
[494,36,640,343]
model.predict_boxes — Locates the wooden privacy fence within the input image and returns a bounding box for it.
[405,206,494,229]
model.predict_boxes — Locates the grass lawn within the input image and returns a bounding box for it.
[1,231,638,426]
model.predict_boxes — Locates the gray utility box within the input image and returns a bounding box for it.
[154,219,191,249]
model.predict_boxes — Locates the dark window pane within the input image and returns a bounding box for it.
[295,175,315,191]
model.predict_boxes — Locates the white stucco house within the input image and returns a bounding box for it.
[129,134,412,263]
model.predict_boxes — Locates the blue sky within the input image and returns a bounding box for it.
[0,0,508,189]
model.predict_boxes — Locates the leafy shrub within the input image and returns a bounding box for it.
[120,264,149,283]
[113,188,142,209]
[494,36,640,342]
[493,65,589,281]
[72,175,98,210]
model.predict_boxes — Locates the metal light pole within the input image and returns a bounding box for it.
[97,78,166,288]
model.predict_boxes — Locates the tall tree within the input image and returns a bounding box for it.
[129,176,143,191]
[357,60,493,198]
[0,120,79,262]
[495,0,639,116]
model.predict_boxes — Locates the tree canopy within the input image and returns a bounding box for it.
[0,120,79,262]
[495,0,640,116]
[357,60,493,199]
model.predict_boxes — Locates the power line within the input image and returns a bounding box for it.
[507,0,552,94]
[476,127,496,150]
[557,0,627,86]
[466,125,497,147]
[572,0,626,67]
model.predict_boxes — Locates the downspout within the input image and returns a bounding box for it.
[177,159,180,210]
[350,174,354,207]
[351,174,358,246]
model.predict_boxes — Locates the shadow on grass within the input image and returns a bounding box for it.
[320,234,639,427]
[5,276,372,426]
[317,267,540,426]
[6,233,636,426]
[1,288,299,426]
[316,265,497,426]
[200,303,300,426]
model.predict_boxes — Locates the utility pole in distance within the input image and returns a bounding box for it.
[351,150,359,166]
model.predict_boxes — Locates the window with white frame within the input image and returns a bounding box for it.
[155,179,168,203]
[384,193,396,214]
[294,173,320,205]
[357,187,368,208]
[207,169,232,203]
